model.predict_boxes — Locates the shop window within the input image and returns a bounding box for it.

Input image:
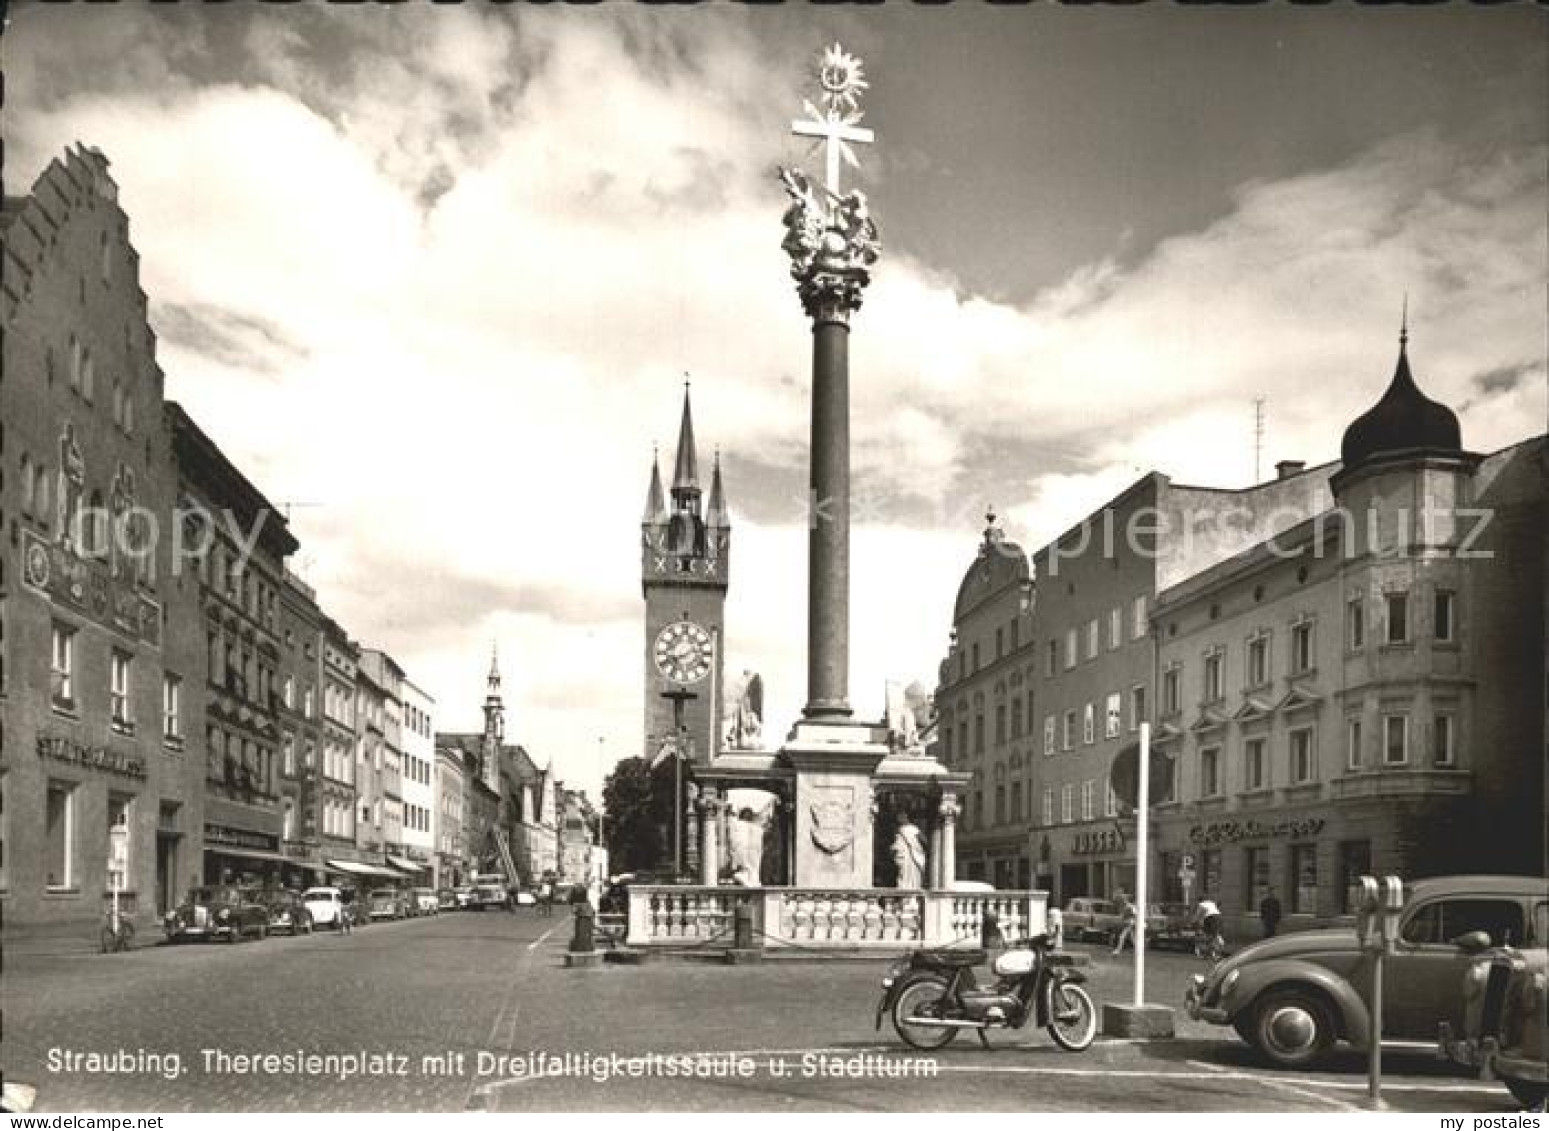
[1290,844,1318,915]
[51,622,76,710]
[46,780,76,890]
[1201,849,1222,901]
[1245,846,1269,911]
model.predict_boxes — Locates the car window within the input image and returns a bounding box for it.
[1402,899,1525,946]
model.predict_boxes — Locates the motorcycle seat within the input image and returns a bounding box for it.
[914,948,986,967]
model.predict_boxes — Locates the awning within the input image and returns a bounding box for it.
[204,845,291,864]
[385,855,426,875]
[324,858,401,879]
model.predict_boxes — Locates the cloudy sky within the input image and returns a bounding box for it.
[7,4,1545,798]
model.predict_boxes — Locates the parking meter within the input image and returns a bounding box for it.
[1378,877,1404,954]
[1354,876,1380,948]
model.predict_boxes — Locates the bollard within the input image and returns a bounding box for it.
[734,899,754,950]
[570,900,595,954]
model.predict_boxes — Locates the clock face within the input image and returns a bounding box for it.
[654,620,714,685]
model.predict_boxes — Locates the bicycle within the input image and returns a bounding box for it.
[100,907,135,953]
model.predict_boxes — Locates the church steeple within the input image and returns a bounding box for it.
[706,449,729,529]
[483,642,505,744]
[643,446,668,524]
[671,381,701,508]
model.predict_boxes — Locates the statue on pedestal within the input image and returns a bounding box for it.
[722,670,765,752]
[891,813,927,889]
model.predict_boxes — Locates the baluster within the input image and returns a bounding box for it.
[863,897,882,940]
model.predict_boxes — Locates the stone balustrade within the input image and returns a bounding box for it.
[625,885,1047,951]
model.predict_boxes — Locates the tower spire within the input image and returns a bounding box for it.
[484,641,505,745]
[672,378,700,500]
[643,445,667,523]
[1400,293,1409,350]
[706,448,729,528]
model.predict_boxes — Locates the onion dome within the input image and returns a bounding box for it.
[1340,323,1462,472]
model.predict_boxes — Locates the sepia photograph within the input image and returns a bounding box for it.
[1,0,1545,1117]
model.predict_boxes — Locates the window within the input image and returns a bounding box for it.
[1385,592,1409,644]
[1291,844,1318,915]
[1010,699,1023,739]
[45,781,76,890]
[1247,635,1269,687]
[1345,717,1363,772]
[303,686,314,719]
[1289,728,1314,783]
[1109,607,1122,650]
[1062,710,1075,751]
[1244,737,1267,791]
[283,676,294,709]
[971,642,980,672]
[1130,685,1146,732]
[283,734,296,777]
[994,704,1006,745]
[1245,846,1269,910]
[1043,716,1055,756]
[1046,641,1056,677]
[1383,714,1408,765]
[110,650,132,727]
[1104,781,1118,818]
[1290,620,1313,673]
[1009,620,1019,651]
[1085,619,1099,660]
[163,674,182,742]
[1162,667,1180,715]
[994,785,1005,825]
[1132,595,1148,639]
[1202,848,1223,901]
[51,623,76,709]
[995,627,1004,659]
[283,800,295,842]
[1064,630,1077,670]
[1042,788,1053,827]
[1082,704,1095,745]
[1081,780,1095,821]
[1346,596,1365,650]
[1434,590,1454,642]
[1060,783,1073,824]
[1401,899,1526,948]
[1433,714,1454,767]
[974,712,985,754]
[1200,746,1221,797]
[1203,651,1223,701]
[1010,781,1022,822]
[1105,693,1121,739]
[958,722,968,761]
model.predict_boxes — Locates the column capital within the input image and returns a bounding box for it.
[938,794,961,824]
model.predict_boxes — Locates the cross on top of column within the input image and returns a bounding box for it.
[790,43,875,197]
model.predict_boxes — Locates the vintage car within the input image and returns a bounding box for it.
[264,890,315,936]
[1439,941,1548,1109]
[435,888,459,911]
[367,888,406,920]
[410,887,439,916]
[302,886,349,929]
[1148,903,1197,951]
[1187,874,1548,1070]
[470,883,508,911]
[163,886,269,943]
[1063,897,1124,944]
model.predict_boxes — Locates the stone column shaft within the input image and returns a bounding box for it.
[806,314,851,718]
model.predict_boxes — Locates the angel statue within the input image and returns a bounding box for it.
[885,680,922,756]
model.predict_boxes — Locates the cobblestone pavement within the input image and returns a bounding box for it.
[0,918,1520,1113]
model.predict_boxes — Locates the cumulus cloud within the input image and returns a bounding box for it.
[7,7,1543,795]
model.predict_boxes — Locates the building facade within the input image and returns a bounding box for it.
[401,676,435,877]
[318,616,360,868]
[1151,337,1547,938]
[432,743,465,888]
[1,146,207,929]
[276,571,325,888]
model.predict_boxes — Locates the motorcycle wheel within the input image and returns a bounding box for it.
[1045,982,1097,1052]
[891,975,960,1051]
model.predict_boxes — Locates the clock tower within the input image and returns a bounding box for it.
[641,385,730,766]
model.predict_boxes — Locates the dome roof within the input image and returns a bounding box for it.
[1340,334,1462,471]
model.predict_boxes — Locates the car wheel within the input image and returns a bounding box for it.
[1250,988,1335,1069]
[1503,1077,1548,1109]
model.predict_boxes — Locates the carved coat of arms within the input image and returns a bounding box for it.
[810,799,854,855]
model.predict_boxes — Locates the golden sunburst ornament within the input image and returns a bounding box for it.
[815,43,868,119]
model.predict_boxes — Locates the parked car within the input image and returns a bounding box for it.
[367,888,406,920]
[302,886,348,930]
[264,890,315,936]
[453,886,475,909]
[1063,897,1123,944]
[164,886,268,943]
[1187,874,1548,1069]
[1439,941,1548,1109]
[436,888,459,912]
[470,883,507,911]
[410,887,439,916]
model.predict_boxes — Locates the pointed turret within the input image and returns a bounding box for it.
[643,447,668,524]
[1340,315,1462,473]
[706,449,730,529]
[483,642,505,745]
[671,382,700,505]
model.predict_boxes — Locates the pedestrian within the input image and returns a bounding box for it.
[1259,889,1283,938]
[1045,905,1064,951]
[1112,894,1137,954]
[1194,894,1224,958]
[538,878,554,918]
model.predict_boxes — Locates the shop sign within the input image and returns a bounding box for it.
[1188,816,1325,846]
[1073,827,1126,856]
[21,529,162,648]
[205,824,279,853]
[37,734,147,779]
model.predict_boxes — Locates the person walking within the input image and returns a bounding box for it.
[1194,894,1224,960]
[1259,889,1283,938]
[1111,894,1137,954]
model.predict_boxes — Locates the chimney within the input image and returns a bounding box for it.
[1275,460,1306,480]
